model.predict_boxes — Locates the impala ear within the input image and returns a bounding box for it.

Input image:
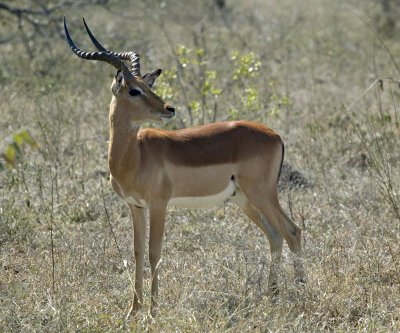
[111,69,124,95]
[143,68,162,88]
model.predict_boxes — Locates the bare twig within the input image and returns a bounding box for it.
[100,176,122,256]
[346,5,400,76]
[0,0,111,44]
[49,165,56,293]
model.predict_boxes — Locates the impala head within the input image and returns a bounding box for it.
[63,17,175,123]
[110,68,175,123]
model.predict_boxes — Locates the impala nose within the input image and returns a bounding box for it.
[166,105,175,115]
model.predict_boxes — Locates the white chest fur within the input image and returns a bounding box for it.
[169,179,236,209]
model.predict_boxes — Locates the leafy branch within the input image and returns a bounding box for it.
[0,129,38,169]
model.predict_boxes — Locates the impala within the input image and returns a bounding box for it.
[64,17,305,313]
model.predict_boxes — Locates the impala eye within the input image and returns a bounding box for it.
[129,88,142,97]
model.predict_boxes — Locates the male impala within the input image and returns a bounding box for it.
[64,17,305,313]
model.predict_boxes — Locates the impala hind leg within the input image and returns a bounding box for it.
[270,204,305,284]
[237,183,305,284]
[148,203,167,315]
[239,182,302,252]
[278,207,305,285]
[128,205,147,313]
[232,189,283,295]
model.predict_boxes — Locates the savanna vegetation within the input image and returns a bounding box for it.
[1,0,399,331]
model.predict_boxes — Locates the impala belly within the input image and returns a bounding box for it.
[166,163,237,209]
[169,179,236,209]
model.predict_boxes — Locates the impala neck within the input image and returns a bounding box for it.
[108,97,140,178]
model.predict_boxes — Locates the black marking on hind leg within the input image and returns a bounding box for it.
[230,175,236,196]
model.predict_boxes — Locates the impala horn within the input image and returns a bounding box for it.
[82,17,141,77]
[63,16,135,80]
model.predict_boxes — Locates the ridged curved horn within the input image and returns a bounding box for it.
[82,17,141,77]
[63,16,134,80]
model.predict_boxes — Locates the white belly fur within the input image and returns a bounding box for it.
[169,180,236,209]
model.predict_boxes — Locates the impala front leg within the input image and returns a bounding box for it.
[149,202,167,314]
[128,205,147,312]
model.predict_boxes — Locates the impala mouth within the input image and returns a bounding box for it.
[161,111,175,119]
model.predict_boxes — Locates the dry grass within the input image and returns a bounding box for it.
[1,0,399,332]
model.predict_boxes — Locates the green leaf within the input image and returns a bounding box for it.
[383,113,391,123]
[0,129,38,169]
[18,130,38,148]
[4,144,16,167]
